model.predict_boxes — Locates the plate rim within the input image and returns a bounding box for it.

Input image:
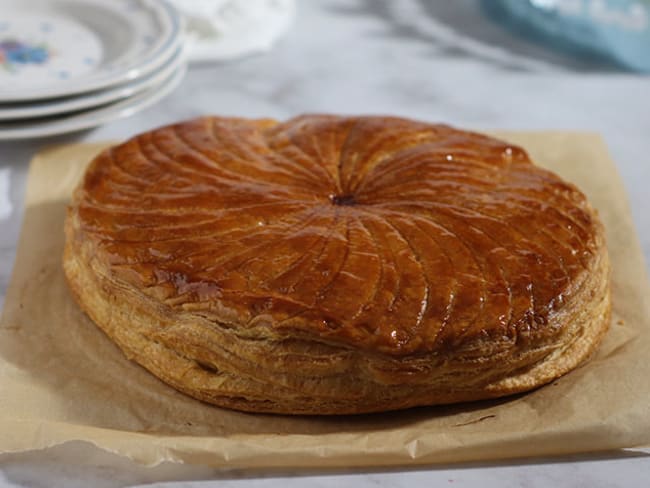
[0,64,186,139]
[0,47,185,120]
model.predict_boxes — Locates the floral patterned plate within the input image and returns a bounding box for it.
[0,46,184,120]
[0,0,182,102]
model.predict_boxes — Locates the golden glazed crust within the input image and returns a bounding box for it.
[63,115,611,414]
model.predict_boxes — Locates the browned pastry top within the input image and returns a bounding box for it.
[75,115,599,357]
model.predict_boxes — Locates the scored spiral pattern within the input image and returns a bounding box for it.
[75,115,599,357]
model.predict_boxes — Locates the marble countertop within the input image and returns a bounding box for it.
[1,0,649,486]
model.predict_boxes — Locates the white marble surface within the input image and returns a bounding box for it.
[1,0,649,486]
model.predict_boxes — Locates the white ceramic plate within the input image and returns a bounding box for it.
[0,0,182,102]
[0,47,185,120]
[0,64,186,139]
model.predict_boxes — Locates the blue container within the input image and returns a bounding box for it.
[484,0,650,72]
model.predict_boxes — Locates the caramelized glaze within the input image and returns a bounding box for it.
[74,115,599,357]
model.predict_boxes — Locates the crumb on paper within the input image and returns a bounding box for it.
[453,414,496,427]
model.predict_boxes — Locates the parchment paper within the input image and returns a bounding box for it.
[1,132,649,468]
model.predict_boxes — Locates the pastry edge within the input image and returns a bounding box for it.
[63,218,611,415]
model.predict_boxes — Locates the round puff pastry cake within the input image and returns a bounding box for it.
[64,115,611,414]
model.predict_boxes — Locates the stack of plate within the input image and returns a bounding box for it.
[0,0,186,140]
